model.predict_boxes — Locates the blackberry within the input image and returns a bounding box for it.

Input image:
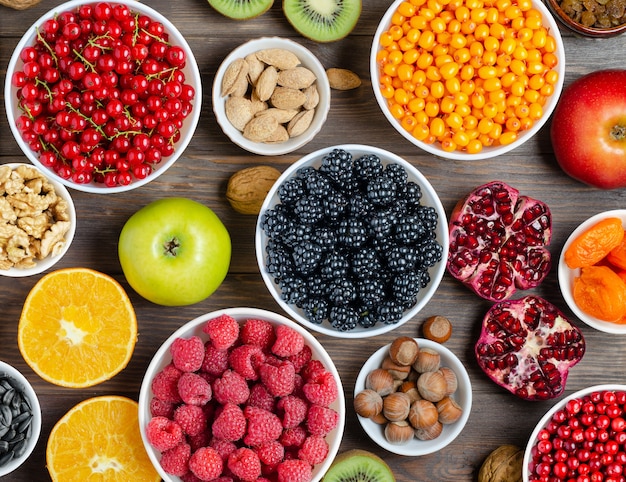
[402,181,422,208]
[391,270,421,305]
[261,206,292,238]
[301,298,329,325]
[303,169,334,194]
[356,277,386,308]
[320,252,350,279]
[416,238,444,268]
[314,226,337,251]
[367,208,397,239]
[353,154,384,184]
[328,277,357,306]
[292,241,323,275]
[265,243,294,280]
[319,148,353,187]
[419,269,431,288]
[351,247,382,279]
[366,175,397,206]
[348,193,374,218]
[293,195,325,225]
[384,163,408,189]
[283,223,313,247]
[278,177,306,205]
[306,275,329,299]
[278,275,308,306]
[394,214,427,245]
[375,300,405,324]
[329,306,359,331]
[386,245,419,274]
[323,190,348,222]
[337,217,368,249]
[416,205,439,231]
[357,309,378,328]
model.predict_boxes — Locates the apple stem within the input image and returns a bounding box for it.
[164,238,180,256]
[611,124,626,141]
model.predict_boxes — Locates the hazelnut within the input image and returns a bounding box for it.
[415,420,443,440]
[422,315,453,343]
[353,389,383,419]
[408,399,439,430]
[370,412,388,424]
[398,380,422,404]
[382,391,411,422]
[384,420,415,445]
[412,347,441,373]
[389,336,420,366]
[381,356,411,380]
[439,366,459,396]
[417,370,447,402]
[365,368,395,396]
[437,396,463,424]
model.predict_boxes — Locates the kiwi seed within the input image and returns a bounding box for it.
[322,449,396,482]
[208,0,275,19]
[283,0,362,43]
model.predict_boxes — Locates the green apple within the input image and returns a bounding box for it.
[118,197,231,306]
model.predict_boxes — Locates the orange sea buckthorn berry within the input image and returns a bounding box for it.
[446,76,462,94]
[425,101,440,117]
[505,116,521,131]
[413,123,431,140]
[398,37,416,51]
[398,1,417,16]
[440,136,457,152]
[409,97,426,113]
[519,116,533,131]
[498,131,517,145]
[529,103,543,120]
[391,11,406,26]
[540,83,554,96]
[412,69,427,85]
[415,84,431,98]
[455,5,470,21]
[466,138,483,153]
[429,117,446,137]
[381,84,395,99]
[389,102,406,119]
[401,115,418,131]
[397,64,415,82]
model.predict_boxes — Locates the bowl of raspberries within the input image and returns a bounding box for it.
[138,307,345,482]
[256,144,449,338]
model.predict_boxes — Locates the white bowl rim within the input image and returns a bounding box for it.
[369,0,566,161]
[4,0,202,194]
[0,163,76,277]
[255,143,449,338]
[558,210,626,334]
[212,36,331,156]
[0,360,42,477]
[522,383,626,480]
[138,307,346,482]
[354,338,472,456]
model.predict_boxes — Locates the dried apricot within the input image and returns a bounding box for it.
[607,230,626,270]
[564,217,624,269]
[573,265,626,321]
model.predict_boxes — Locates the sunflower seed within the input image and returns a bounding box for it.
[0,451,13,466]
[0,441,8,453]
[13,439,27,458]
[2,389,14,406]
[0,405,11,426]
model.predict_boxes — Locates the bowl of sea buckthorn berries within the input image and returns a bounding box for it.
[370,0,565,160]
[5,0,201,193]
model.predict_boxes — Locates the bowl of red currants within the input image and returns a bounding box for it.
[4,0,201,193]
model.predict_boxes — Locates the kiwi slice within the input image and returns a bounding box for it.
[283,0,362,43]
[208,0,274,19]
[322,449,396,482]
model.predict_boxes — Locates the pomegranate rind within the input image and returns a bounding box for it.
[447,181,552,302]
[475,295,585,401]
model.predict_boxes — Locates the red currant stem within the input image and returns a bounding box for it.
[34,77,54,100]
[72,49,96,72]
[132,13,141,45]
[86,34,114,53]
[140,28,171,46]
[35,27,59,66]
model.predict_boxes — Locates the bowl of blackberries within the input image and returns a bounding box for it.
[255,144,449,338]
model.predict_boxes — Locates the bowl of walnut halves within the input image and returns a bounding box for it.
[0,163,76,277]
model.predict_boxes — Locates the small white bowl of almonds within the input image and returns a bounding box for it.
[212,37,331,156]
[354,337,472,456]
[0,163,75,277]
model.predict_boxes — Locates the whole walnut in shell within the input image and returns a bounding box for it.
[478,444,523,482]
[226,165,281,215]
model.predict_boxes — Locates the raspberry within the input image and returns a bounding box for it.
[254,440,285,469]
[160,442,191,476]
[150,396,175,418]
[188,430,211,452]
[259,361,296,397]
[240,318,276,350]
[180,472,205,482]
[247,383,276,412]
[276,458,313,482]
[213,369,250,405]
[212,402,246,442]
[178,372,212,406]
[277,395,308,429]
[243,405,283,447]
[174,404,207,437]
[146,416,184,452]
[279,425,307,448]
[203,314,240,351]
[227,447,262,482]
[306,405,339,436]
[287,344,312,373]
[271,325,305,357]
[209,437,237,461]
[189,446,224,481]
[298,435,329,465]
[300,359,326,382]
[229,344,266,380]
[201,342,230,376]
[302,370,338,407]
[170,336,205,372]
[151,363,183,403]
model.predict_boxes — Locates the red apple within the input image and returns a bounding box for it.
[550,70,626,190]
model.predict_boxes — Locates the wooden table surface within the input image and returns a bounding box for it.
[1,0,625,480]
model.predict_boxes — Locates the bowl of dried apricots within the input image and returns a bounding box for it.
[558,210,626,334]
[370,0,565,160]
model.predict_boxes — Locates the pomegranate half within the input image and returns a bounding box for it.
[475,295,586,401]
[447,181,552,301]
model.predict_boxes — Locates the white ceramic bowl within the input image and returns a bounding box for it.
[4,0,201,194]
[0,360,42,477]
[255,144,449,338]
[0,163,76,277]
[138,307,345,482]
[212,37,330,156]
[354,338,472,456]
[558,210,626,334]
[370,0,565,160]
[523,384,626,481]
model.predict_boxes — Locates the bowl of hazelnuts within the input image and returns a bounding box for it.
[353,336,472,456]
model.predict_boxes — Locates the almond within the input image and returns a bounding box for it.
[226,165,281,215]
[277,67,317,90]
[326,68,362,90]
[225,96,254,131]
[264,125,290,144]
[255,65,279,102]
[287,109,314,138]
[270,87,307,110]
[255,48,301,70]
[243,115,279,142]
[245,53,265,86]
[221,58,249,96]
[302,84,320,110]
